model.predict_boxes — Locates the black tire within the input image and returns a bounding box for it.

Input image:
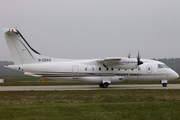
[103,84,107,88]
[99,83,109,88]
[162,83,167,87]
[99,84,103,88]
[103,83,109,88]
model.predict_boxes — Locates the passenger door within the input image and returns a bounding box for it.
[72,65,79,79]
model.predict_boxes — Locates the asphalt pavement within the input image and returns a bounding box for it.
[0,84,180,91]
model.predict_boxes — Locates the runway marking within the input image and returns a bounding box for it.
[0,84,180,91]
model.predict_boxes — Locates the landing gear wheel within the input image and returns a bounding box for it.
[99,83,109,88]
[99,84,103,88]
[162,83,167,87]
[103,83,108,88]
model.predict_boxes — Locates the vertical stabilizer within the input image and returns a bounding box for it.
[3,28,41,64]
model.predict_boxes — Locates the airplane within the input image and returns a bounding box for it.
[3,28,179,88]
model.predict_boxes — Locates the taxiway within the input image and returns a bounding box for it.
[0,84,180,91]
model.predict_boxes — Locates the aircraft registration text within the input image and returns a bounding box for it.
[38,58,51,62]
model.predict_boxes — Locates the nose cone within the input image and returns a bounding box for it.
[171,70,179,79]
[174,72,179,79]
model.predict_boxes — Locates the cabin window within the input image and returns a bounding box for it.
[99,67,101,71]
[158,64,163,69]
[92,67,94,71]
[118,69,120,71]
[111,68,113,71]
[106,68,108,71]
[85,67,87,71]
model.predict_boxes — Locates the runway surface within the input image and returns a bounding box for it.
[0,84,180,91]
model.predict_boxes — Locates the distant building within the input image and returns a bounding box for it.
[0,61,24,76]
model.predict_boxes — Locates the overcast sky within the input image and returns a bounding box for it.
[0,0,180,61]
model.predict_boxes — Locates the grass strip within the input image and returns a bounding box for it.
[0,89,180,104]
[0,89,180,119]
[0,102,180,120]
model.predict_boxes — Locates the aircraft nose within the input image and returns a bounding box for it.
[174,72,179,79]
[172,70,179,79]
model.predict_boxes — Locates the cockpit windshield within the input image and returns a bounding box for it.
[158,64,169,69]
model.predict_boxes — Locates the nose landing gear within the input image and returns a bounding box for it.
[162,83,167,87]
[161,80,167,87]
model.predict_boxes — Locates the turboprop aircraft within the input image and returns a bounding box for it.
[3,28,179,88]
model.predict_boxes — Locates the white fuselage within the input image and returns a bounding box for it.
[6,58,179,84]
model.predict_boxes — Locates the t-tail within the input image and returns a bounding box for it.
[4,28,44,65]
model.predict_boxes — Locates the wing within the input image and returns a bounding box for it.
[97,57,138,69]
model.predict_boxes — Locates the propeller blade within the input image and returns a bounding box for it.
[128,52,131,58]
[137,51,143,66]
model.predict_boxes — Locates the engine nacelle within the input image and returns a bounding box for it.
[107,62,137,69]
[117,63,137,69]
[98,57,139,70]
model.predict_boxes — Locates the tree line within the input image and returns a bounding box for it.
[0,58,180,76]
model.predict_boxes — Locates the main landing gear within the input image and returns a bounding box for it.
[99,83,109,88]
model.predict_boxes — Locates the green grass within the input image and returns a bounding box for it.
[0,76,179,86]
[0,90,180,119]
[0,102,180,120]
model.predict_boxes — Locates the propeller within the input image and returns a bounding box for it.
[127,51,143,70]
[128,52,131,58]
[137,51,143,66]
